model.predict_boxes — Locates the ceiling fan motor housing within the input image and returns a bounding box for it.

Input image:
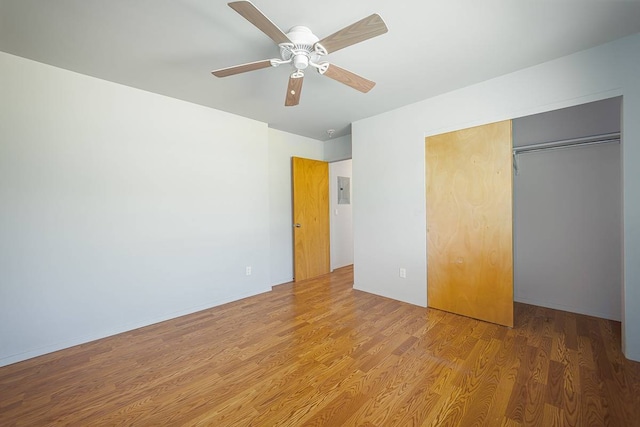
[280,26,321,70]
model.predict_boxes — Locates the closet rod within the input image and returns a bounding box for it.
[513,132,620,155]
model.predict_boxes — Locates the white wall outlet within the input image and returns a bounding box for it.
[399,268,406,278]
[245,266,252,276]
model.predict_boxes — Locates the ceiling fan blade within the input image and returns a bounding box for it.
[211,59,273,77]
[316,14,388,54]
[228,1,291,45]
[322,64,375,93]
[285,75,304,106]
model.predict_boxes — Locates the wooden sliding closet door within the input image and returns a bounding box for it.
[425,120,513,327]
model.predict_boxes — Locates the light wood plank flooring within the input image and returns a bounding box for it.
[1,266,639,426]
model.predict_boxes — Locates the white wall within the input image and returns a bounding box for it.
[329,160,353,270]
[267,128,324,285]
[324,134,352,162]
[353,33,640,361]
[0,52,271,367]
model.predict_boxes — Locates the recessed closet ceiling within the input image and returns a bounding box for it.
[1,0,639,140]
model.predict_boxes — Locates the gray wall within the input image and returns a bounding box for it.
[353,33,640,361]
[0,49,341,366]
[268,129,324,285]
[324,135,352,162]
[269,133,354,283]
[0,52,272,366]
[513,97,621,146]
[330,160,354,270]
[513,99,622,319]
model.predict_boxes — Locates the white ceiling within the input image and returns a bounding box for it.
[1,0,640,141]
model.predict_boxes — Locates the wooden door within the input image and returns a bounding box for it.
[292,157,330,281]
[425,120,513,327]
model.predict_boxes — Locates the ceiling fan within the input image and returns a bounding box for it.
[211,1,388,106]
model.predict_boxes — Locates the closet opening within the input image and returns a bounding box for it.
[512,96,622,321]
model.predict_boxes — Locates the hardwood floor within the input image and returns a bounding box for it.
[1,265,639,426]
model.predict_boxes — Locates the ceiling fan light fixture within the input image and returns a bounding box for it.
[293,54,309,70]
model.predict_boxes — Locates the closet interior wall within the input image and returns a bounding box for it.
[512,97,622,321]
